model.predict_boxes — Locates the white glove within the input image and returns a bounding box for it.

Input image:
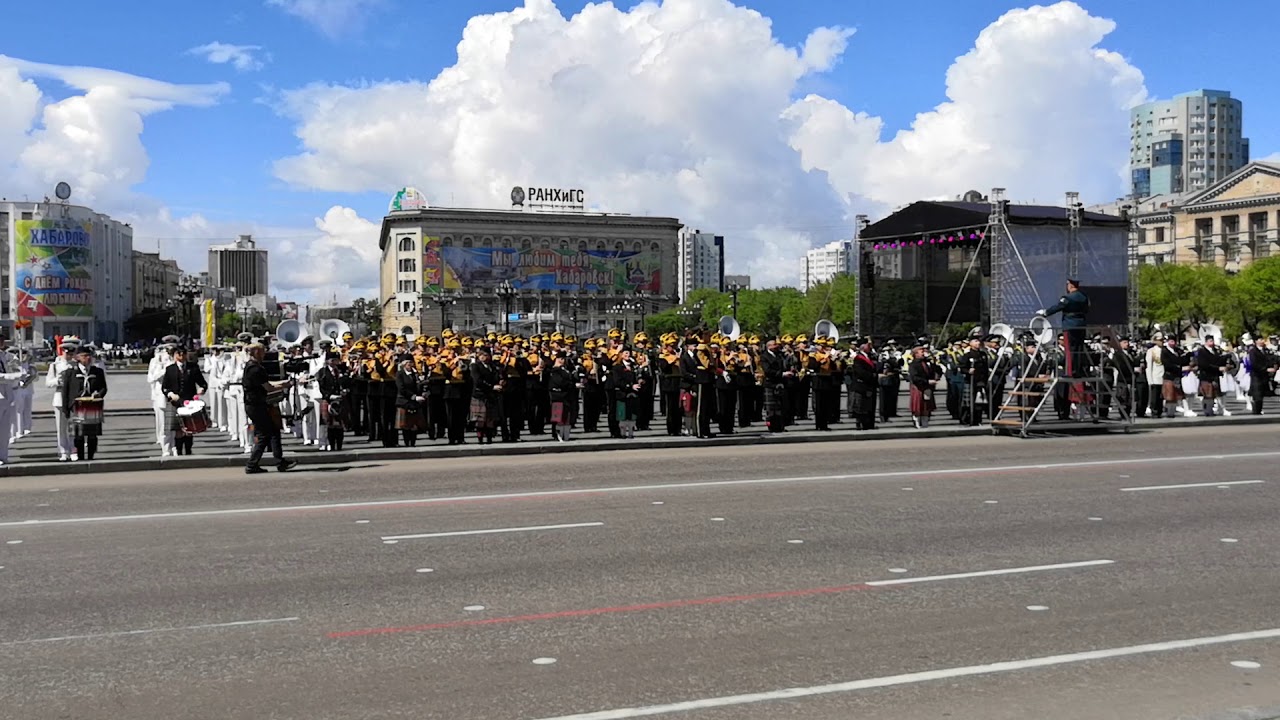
[1035,310,1047,317]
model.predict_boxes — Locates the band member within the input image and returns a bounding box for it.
[987,335,1012,421]
[1247,335,1274,415]
[658,334,684,436]
[315,351,350,450]
[470,345,503,444]
[809,339,835,431]
[633,332,656,431]
[1144,332,1165,418]
[878,341,902,423]
[46,339,79,461]
[347,339,369,435]
[1193,335,1226,416]
[959,333,989,426]
[60,345,108,462]
[498,336,530,443]
[1038,278,1089,379]
[395,357,427,447]
[907,342,938,428]
[0,335,26,466]
[547,352,578,442]
[1111,336,1137,419]
[147,336,177,456]
[713,336,737,435]
[581,340,604,433]
[1159,336,1190,418]
[611,347,642,439]
[792,334,811,420]
[443,339,470,445]
[849,338,878,430]
[12,348,34,440]
[243,343,298,474]
[681,335,717,438]
[526,340,550,436]
[162,346,208,456]
[761,337,791,432]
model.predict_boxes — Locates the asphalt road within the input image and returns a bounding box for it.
[1,426,1278,720]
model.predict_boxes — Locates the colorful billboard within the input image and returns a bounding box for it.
[422,235,443,294]
[440,247,661,293]
[14,219,93,318]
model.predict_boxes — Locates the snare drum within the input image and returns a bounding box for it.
[70,397,104,436]
[178,409,211,435]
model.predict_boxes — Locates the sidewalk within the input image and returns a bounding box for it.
[2,411,1275,478]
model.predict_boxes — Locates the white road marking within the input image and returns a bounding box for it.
[464,605,485,612]
[787,539,804,544]
[47,489,59,493]
[36,503,49,508]
[5,540,22,545]
[1120,480,1265,492]
[355,520,371,524]
[381,522,604,542]
[382,540,399,545]
[8,450,1280,529]
[865,560,1113,587]
[1231,660,1261,669]
[710,517,725,522]
[1221,538,1239,543]
[651,502,664,506]
[533,657,558,665]
[1088,517,1103,521]
[983,500,999,505]
[887,568,909,574]
[415,568,434,574]
[1026,605,1049,611]
[0,617,300,646]
[530,628,1280,720]
[901,487,913,491]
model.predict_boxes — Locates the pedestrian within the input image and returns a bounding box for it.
[162,346,208,456]
[242,343,297,474]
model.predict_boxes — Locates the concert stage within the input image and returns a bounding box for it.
[855,192,1131,341]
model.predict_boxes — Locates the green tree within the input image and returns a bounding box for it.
[1135,264,1231,334]
[350,297,382,336]
[1227,256,1280,336]
[216,312,242,339]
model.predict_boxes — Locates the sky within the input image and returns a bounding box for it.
[1,0,1276,302]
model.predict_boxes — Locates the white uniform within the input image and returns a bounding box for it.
[11,356,34,441]
[147,350,173,455]
[46,355,76,459]
[302,353,326,445]
[223,350,250,451]
[208,352,228,431]
[0,350,26,464]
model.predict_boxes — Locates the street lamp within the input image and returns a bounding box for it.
[677,299,705,331]
[495,280,517,333]
[610,299,642,333]
[169,276,200,340]
[726,282,744,320]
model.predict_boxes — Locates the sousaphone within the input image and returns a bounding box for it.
[275,319,304,348]
[718,315,741,342]
[320,318,351,346]
[814,318,839,344]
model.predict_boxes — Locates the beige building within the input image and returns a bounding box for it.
[378,202,682,338]
[1131,161,1280,269]
[132,251,182,313]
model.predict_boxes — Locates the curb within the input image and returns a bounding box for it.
[2,412,1276,477]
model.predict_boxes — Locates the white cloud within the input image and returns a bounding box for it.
[786,2,1149,208]
[268,0,1148,287]
[187,42,269,72]
[0,54,228,207]
[271,0,854,287]
[266,0,383,38]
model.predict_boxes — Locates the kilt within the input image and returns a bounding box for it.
[763,385,786,418]
[1198,380,1221,399]
[550,401,568,425]
[850,387,876,416]
[320,399,346,430]
[470,396,502,428]
[909,385,936,416]
[396,407,427,431]
[163,402,182,432]
[1162,379,1185,402]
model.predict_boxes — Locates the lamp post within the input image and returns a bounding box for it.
[568,298,580,333]
[495,280,517,333]
[170,276,200,341]
[610,299,642,334]
[726,282,743,320]
[678,299,705,332]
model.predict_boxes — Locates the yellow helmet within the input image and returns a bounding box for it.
[461,337,474,348]
[531,334,543,343]
[426,336,440,347]
[486,332,498,341]
[441,328,455,339]
[607,328,622,340]
[352,340,367,351]
[780,334,794,344]
[795,334,809,344]
[565,335,577,345]
[584,338,597,350]
[550,331,564,342]
[446,338,461,349]
[749,334,761,345]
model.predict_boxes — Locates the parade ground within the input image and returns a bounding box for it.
[1,425,1277,719]
[8,371,1279,475]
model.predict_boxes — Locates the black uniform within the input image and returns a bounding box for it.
[958,346,989,426]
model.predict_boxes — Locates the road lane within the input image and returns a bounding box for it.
[1,426,1278,719]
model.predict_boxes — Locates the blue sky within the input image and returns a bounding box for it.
[2,0,1277,292]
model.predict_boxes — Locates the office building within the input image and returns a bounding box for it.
[677,229,724,302]
[1130,89,1249,199]
[379,191,681,337]
[801,240,854,290]
[1,199,133,344]
[209,234,269,297]
[724,274,750,290]
[132,251,182,315]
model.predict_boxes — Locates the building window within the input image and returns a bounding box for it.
[1137,228,1147,244]
[1154,227,1166,244]
[399,258,417,273]
[20,211,32,220]
[1196,219,1215,262]
[398,279,417,293]
[462,236,473,248]
[398,236,414,252]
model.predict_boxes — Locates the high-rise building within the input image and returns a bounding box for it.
[724,274,751,290]
[1130,89,1249,199]
[0,199,133,344]
[678,229,724,302]
[801,240,853,290]
[208,234,269,297]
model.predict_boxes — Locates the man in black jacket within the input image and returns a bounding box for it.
[60,346,108,461]
[243,343,298,474]
[958,334,990,426]
[761,338,791,433]
[161,346,207,456]
[1247,336,1274,415]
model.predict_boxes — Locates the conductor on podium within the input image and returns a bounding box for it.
[1038,279,1089,378]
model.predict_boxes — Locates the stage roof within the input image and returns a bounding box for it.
[860,201,1128,240]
